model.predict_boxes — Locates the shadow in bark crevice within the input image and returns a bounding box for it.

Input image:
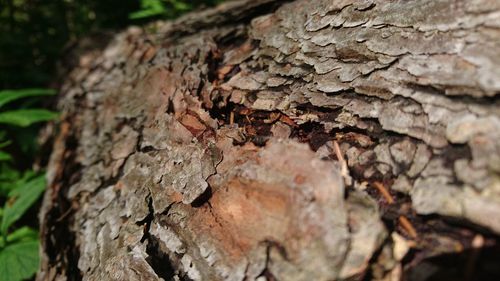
[139,198,192,280]
[43,133,83,281]
[403,244,500,281]
[144,235,179,281]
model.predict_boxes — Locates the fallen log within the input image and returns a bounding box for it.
[38,0,500,280]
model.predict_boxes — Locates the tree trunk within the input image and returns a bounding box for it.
[37,0,500,280]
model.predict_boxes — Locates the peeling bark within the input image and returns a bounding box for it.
[38,0,500,280]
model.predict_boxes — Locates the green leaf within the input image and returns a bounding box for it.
[0,88,55,109]
[0,240,39,281]
[129,9,165,19]
[1,175,46,235]
[0,130,8,141]
[0,163,21,181]
[0,151,11,162]
[7,227,38,243]
[0,140,12,149]
[0,169,21,197]
[0,109,58,127]
[142,0,165,10]
[129,0,166,19]
[171,0,191,11]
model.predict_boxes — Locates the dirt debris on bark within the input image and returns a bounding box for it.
[38,0,500,280]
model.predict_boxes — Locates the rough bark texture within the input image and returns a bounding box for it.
[38,0,500,280]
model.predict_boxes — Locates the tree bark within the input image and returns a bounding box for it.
[38,0,500,280]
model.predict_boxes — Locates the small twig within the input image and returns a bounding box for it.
[229,111,234,125]
[372,181,394,204]
[464,234,484,281]
[398,216,418,239]
[264,112,281,124]
[332,141,345,163]
[332,141,352,185]
[56,207,73,223]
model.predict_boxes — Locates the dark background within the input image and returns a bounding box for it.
[0,0,223,89]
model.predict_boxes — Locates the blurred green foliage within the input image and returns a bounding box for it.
[0,0,224,90]
[0,1,224,280]
[0,89,57,281]
[130,0,224,19]
[0,0,142,89]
